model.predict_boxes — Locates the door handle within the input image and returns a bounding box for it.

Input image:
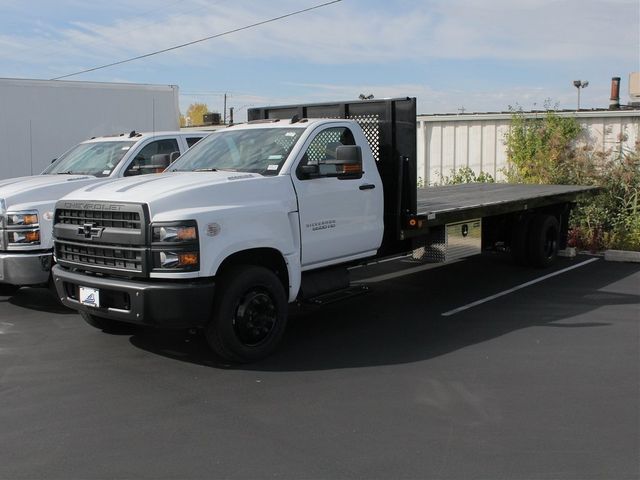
[359,184,376,190]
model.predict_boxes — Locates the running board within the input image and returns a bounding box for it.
[302,285,370,306]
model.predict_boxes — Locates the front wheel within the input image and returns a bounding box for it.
[206,265,288,363]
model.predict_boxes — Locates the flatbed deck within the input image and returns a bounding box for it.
[414,183,597,227]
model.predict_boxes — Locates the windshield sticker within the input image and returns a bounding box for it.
[121,146,131,150]
[268,155,283,160]
[267,164,279,171]
[102,170,111,175]
[285,132,297,137]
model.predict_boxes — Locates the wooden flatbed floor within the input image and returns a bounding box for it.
[415,183,597,227]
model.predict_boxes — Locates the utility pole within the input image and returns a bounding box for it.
[223,93,227,124]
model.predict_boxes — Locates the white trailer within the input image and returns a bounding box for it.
[0,78,180,180]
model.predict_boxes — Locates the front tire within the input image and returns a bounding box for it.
[206,265,288,363]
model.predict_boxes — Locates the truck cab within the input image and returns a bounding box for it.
[52,118,384,361]
[0,131,207,292]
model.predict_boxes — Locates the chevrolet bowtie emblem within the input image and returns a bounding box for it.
[78,222,105,240]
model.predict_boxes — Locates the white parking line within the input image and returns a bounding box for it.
[441,257,600,317]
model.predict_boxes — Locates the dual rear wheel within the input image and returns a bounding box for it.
[512,213,560,268]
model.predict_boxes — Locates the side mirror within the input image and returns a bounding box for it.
[150,153,172,170]
[325,146,363,178]
[324,145,362,165]
[169,151,181,163]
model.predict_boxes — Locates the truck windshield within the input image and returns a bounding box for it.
[170,128,303,175]
[43,141,136,177]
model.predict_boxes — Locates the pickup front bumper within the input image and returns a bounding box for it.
[52,265,215,328]
[0,251,52,286]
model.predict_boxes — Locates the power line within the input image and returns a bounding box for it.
[51,0,342,80]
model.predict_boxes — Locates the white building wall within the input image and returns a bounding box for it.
[0,78,180,180]
[417,110,640,185]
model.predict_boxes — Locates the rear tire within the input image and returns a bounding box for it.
[527,214,560,268]
[206,265,288,363]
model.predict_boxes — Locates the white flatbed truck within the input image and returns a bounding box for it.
[51,98,595,362]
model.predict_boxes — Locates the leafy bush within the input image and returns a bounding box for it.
[504,107,583,184]
[570,150,640,251]
[441,166,495,185]
[505,107,640,251]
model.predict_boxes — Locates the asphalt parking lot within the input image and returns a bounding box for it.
[1,253,639,480]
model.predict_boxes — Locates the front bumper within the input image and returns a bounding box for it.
[52,265,215,328]
[0,251,52,286]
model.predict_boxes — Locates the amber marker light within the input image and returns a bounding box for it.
[179,253,199,266]
[23,214,39,225]
[25,231,40,243]
[176,226,197,241]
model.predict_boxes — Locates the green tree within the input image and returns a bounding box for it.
[183,103,209,126]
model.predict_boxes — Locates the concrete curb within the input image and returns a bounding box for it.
[604,250,640,263]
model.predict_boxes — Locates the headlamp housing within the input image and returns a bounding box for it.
[0,208,41,250]
[151,220,199,272]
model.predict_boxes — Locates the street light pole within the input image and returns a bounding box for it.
[573,80,589,110]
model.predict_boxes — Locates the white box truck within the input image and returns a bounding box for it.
[51,98,596,363]
[0,78,181,180]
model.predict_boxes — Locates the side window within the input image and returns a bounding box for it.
[125,139,180,175]
[297,127,356,179]
[186,136,204,147]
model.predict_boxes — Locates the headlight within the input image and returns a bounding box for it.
[7,231,40,244]
[153,225,197,242]
[151,220,199,272]
[1,209,41,249]
[159,251,199,268]
[8,213,39,226]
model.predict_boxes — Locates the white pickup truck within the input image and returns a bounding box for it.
[0,131,207,293]
[51,98,595,362]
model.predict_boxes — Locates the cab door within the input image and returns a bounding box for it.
[291,125,383,269]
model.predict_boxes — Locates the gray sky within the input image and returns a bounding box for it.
[1,0,638,119]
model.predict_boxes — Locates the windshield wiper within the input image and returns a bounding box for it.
[56,171,79,175]
[193,168,219,172]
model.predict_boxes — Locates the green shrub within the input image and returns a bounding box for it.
[571,150,640,251]
[505,107,640,251]
[504,107,583,184]
[441,166,495,185]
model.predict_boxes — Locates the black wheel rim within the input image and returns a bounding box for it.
[232,289,277,347]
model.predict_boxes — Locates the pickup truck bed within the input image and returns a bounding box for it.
[415,183,596,227]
